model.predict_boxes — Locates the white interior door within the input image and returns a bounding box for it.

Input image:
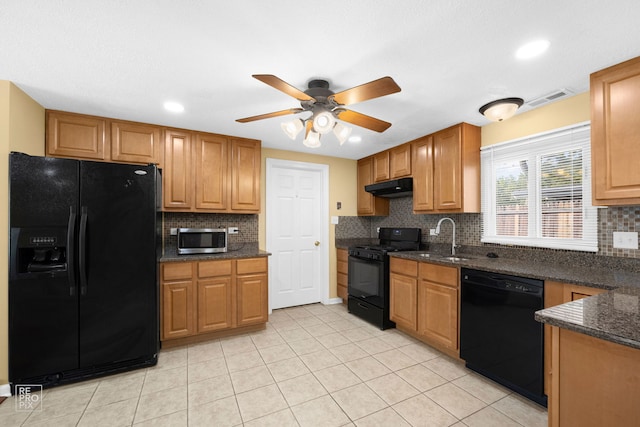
[267,159,329,310]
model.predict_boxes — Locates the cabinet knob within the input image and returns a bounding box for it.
[314,241,320,246]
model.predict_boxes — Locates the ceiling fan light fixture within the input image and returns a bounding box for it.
[281,118,304,140]
[479,97,524,122]
[333,122,352,145]
[312,110,336,134]
[303,130,321,148]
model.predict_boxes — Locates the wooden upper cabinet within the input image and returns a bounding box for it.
[111,120,162,166]
[46,110,108,160]
[195,134,228,211]
[357,156,389,216]
[390,143,412,178]
[230,138,261,212]
[591,56,640,205]
[373,151,390,182]
[163,129,193,210]
[431,123,480,213]
[411,135,434,212]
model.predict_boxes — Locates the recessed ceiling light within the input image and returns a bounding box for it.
[348,136,362,143]
[163,101,184,113]
[515,39,550,60]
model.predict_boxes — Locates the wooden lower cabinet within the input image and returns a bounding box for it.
[336,249,348,302]
[389,258,458,355]
[544,280,608,418]
[161,263,196,340]
[550,327,640,427]
[161,257,268,341]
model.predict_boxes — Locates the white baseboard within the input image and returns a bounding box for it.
[325,297,344,305]
[0,383,11,397]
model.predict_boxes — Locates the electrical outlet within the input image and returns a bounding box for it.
[170,228,177,236]
[613,231,638,249]
[376,227,380,234]
[331,216,339,225]
[430,228,437,236]
[228,227,239,235]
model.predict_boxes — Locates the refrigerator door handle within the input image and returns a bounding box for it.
[79,206,88,296]
[67,206,77,296]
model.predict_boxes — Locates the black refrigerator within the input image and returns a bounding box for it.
[9,152,160,390]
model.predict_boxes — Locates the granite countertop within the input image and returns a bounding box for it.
[386,249,640,350]
[535,287,640,350]
[160,242,270,262]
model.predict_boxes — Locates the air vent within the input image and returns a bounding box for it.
[526,88,574,108]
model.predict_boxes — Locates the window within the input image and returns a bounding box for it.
[481,122,598,252]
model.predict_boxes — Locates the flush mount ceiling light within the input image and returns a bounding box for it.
[238,74,401,149]
[479,97,524,122]
[163,101,184,113]
[516,39,550,60]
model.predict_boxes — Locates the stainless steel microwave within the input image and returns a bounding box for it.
[177,228,227,254]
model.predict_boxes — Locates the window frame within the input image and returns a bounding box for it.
[481,122,598,252]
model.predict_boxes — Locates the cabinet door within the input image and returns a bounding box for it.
[373,152,390,182]
[357,157,389,216]
[163,129,192,210]
[111,120,162,165]
[46,111,108,160]
[162,281,196,340]
[230,139,260,212]
[591,56,640,205]
[337,249,349,302]
[195,134,228,211]
[389,273,417,330]
[433,125,462,210]
[418,280,458,350]
[412,136,434,212]
[390,144,412,178]
[198,277,234,332]
[237,273,268,326]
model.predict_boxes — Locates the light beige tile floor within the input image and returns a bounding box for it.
[0,302,548,426]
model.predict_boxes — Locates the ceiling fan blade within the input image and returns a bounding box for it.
[236,108,304,123]
[252,74,314,102]
[305,120,313,138]
[330,76,401,106]
[336,109,392,133]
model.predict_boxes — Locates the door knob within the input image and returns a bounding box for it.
[314,241,320,246]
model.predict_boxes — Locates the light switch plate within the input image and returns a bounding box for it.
[228,227,239,235]
[613,231,638,249]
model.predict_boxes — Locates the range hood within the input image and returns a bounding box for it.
[365,177,413,198]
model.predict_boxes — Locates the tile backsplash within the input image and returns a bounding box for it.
[163,212,258,247]
[336,196,640,260]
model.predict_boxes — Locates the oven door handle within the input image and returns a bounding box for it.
[357,302,369,310]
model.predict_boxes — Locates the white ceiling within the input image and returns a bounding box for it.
[2,1,640,160]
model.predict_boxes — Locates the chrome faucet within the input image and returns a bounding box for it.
[433,217,457,255]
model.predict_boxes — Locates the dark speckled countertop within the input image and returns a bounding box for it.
[160,242,270,262]
[384,249,640,350]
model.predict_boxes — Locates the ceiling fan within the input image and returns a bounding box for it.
[236,74,401,147]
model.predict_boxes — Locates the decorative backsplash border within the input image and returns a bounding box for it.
[335,197,640,261]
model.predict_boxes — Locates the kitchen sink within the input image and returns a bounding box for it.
[439,256,470,262]
[415,253,475,262]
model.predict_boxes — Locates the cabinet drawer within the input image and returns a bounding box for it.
[198,260,232,278]
[419,262,458,287]
[162,262,193,281]
[390,257,418,277]
[237,257,268,275]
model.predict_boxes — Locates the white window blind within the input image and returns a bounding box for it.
[481,122,598,252]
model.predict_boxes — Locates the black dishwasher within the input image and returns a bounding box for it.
[460,268,546,407]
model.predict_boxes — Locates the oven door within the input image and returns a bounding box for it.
[348,255,387,308]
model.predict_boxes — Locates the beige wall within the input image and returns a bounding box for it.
[259,148,357,299]
[0,81,45,384]
[481,91,590,146]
